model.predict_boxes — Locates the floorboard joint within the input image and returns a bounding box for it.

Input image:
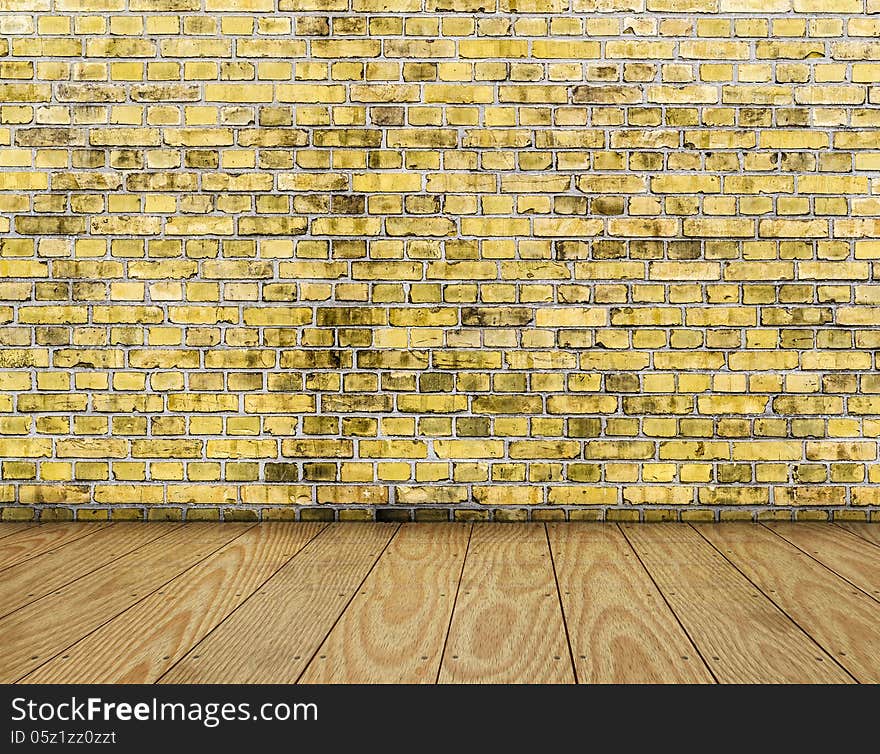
[545,523,579,685]
[158,523,328,684]
[691,524,859,684]
[0,523,183,619]
[617,524,718,684]
[0,523,113,573]
[13,524,256,683]
[761,523,880,607]
[27,523,329,683]
[434,523,472,686]
[161,523,399,684]
[0,525,36,542]
[439,524,573,684]
[623,523,850,682]
[833,523,880,551]
[295,524,401,684]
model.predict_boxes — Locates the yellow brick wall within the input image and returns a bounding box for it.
[0,0,878,522]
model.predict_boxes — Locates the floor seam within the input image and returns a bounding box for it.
[435,523,473,685]
[294,523,401,684]
[13,523,257,684]
[157,522,329,684]
[761,523,880,607]
[0,523,115,575]
[544,523,579,685]
[691,523,858,684]
[618,523,719,685]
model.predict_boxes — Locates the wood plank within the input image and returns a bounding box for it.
[161,523,398,684]
[5,523,248,683]
[766,523,880,601]
[438,523,573,684]
[622,524,850,683]
[0,524,36,541]
[299,523,470,684]
[837,522,880,549]
[0,523,110,571]
[547,524,714,684]
[698,523,880,683]
[23,523,325,683]
[0,523,179,618]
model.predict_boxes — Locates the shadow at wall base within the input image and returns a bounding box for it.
[0,501,876,524]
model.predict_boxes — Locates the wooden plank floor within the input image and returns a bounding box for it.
[3,522,879,685]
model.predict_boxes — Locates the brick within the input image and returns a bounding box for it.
[434,440,504,459]
[698,487,769,506]
[547,487,618,505]
[473,487,543,506]
[509,441,580,459]
[775,487,846,506]
[623,487,694,505]
[585,442,655,460]
[206,440,278,459]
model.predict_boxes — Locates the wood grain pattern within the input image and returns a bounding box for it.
[0,523,178,619]
[439,523,573,684]
[548,524,714,684]
[161,523,398,684]
[623,524,850,683]
[837,522,880,549]
[299,523,470,684]
[0,523,109,571]
[0,524,36,541]
[23,523,324,683]
[8,522,880,685]
[766,522,880,600]
[7,523,247,684]
[698,523,880,682]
